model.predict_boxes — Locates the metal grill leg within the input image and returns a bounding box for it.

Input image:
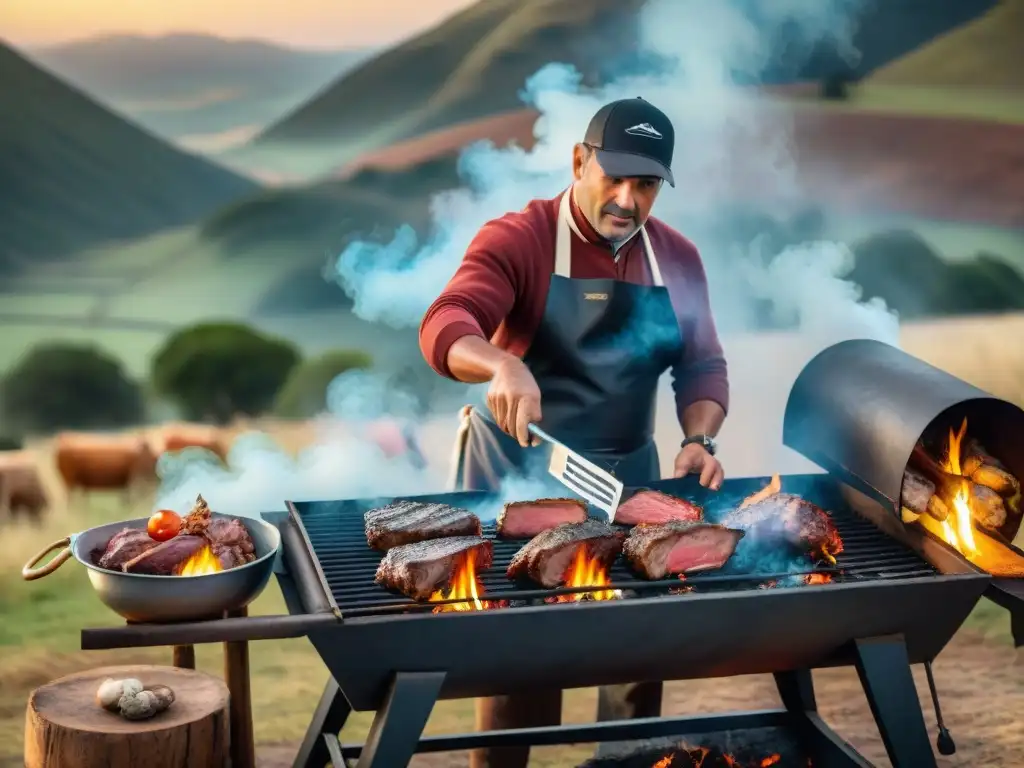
[355,671,445,768]
[293,678,352,768]
[776,670,872,768]
[1011,609,1023,649]
[774,669,816,711]
[854,635,937,768]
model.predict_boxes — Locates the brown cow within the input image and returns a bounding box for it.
[148,423,230,462]
[54,432,157,506]
[0,450,48,523]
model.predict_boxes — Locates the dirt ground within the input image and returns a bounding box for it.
[254,629,1022,768]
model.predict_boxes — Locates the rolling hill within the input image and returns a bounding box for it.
[866,0,1024,89]
[240,0,1001,178]
[25,34,374,151]
[0,42,258,276]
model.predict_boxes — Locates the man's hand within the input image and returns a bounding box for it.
[486,357,543,447]
[672,443,724,490]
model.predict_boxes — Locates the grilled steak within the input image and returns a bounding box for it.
[208,517,257,565]
[364,500,482,551]
[497,498,588,538]
[613,490,703,526]
[623,521,744,579]
[374,536,493,600]
[95,528,160,570]
[121,534,208,575]
[506,519,624,588]
[720,494,843,561]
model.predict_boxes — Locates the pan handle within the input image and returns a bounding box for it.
[22,536,73,581]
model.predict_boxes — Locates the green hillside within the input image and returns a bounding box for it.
[0,42,258,275]
[239,0,1001,178]
[239,0,646,175]
[867,0,1024,90]
[25,34,374,146]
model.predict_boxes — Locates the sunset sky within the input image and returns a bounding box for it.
[4,0,478,49]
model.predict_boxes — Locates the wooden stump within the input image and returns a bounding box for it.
[25,664,229,768]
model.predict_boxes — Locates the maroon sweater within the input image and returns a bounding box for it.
[418,189,730,419]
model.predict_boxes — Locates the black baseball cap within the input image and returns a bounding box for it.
[583,97,675,187]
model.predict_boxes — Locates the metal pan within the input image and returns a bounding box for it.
[21,513,281,624]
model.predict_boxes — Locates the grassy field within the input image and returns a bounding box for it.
[2,316,1023,765]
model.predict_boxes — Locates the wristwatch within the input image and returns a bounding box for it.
[681,434,717,456]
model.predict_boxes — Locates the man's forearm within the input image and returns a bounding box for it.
[681,400,726,438]
[445,335,521,384]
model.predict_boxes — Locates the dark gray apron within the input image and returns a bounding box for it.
[453,188,686,768]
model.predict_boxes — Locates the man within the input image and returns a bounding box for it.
[419,97,729,768]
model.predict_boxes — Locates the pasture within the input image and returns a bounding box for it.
[2,316,1024,766]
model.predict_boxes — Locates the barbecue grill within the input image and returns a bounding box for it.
[255,468,985,768]
[77,339,1024,768]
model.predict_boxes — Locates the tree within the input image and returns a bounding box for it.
[274,349,374,419]
[0,343,144,434]
[151,322,301,424]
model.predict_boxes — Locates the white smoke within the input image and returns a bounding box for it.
[328,0,898,478]
[155,0,903,513]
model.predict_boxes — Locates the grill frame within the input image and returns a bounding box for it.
[282,473,989,712]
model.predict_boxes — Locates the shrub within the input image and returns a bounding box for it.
[152,322,301,424]
[0,343,144,435]
[274,349,374,419]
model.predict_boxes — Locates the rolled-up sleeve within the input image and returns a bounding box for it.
[668,243,729,418]
[418,220,521,379]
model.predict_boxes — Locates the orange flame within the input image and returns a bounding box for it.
[804,573,832,585]
[935,418,978,555]
[549,545,620,603]
[176,544,224,576]
[739,474,782,509]
[761,755,782,766]
[652,755,674,768]
[430,550,502,612]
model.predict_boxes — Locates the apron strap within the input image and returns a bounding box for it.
[446,405,474,491]
[555,186,664,287]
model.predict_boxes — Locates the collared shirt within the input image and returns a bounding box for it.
[418,189,729,417]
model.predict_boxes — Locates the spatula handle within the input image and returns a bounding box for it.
[527,423,559,448]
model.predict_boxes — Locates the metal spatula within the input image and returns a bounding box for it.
[528,424,624,519]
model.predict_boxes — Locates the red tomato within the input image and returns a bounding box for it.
[148,509,182,541]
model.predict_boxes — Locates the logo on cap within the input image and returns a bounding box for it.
[624,122,663,139]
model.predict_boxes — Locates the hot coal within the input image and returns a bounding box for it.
[579,726,804,767]
[497,497,588,538]
[623,521,744,579]
[507,519,624,588]
[95,528,160,570]
[364,499,481,551]
[375,536,493,600]
[121,534,208,575]
[720,493,843,562]
[613,489,703,526]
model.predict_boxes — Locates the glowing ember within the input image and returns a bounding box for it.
[804,572,833,585]
[649,747,786,767]
[548,545,620,603]
[430,550,503,612]
[175,544,223,576]
[739,474,781,509]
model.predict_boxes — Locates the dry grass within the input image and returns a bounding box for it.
[1,317,1023,766]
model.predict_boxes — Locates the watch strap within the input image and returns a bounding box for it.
[681,434,716,456]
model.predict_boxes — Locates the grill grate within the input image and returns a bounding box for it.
[290,477,940,617]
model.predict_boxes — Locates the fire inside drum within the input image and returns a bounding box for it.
[783,339,1024,577]
[903,410,1024,577]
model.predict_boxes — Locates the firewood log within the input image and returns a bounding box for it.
[970,464,1020,499]
[900,468,948,521]
[908,445,1007,529]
